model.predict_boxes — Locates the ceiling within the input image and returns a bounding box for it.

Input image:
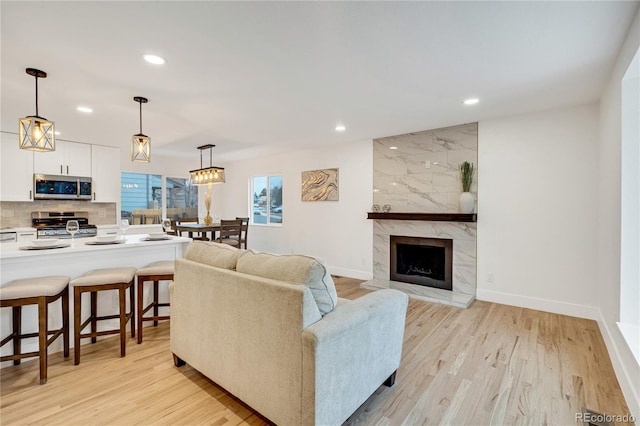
[1,1,638,163]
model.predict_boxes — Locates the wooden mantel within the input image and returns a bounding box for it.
[367,212,477,222]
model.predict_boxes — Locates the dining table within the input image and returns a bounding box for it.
[174,222,221,241]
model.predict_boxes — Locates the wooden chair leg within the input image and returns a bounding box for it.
[129,282,135,338]
[153,281,159,326]
[62,289,70,358]
[90,291,97,344]
[73,288,82,365]
[12,306,21,366]
[38,297,48,385]
[137,279,144,344]
[119,286,126,358]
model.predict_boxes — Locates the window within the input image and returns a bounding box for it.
[166,177,198,219]
[252,175,282,225]
[121,172,162,224]
[121,173,198,224]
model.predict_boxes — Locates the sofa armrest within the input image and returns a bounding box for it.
[301,289,408,425]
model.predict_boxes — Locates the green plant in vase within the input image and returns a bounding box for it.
[458,161,475,213]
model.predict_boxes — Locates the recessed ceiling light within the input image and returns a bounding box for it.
[335,125,346,132]
[143,54,166,65]
[463,98,479,105]
[389,146,398,150]
[77,106,93,113]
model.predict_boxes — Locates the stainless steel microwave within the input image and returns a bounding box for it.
[33,174,92,200]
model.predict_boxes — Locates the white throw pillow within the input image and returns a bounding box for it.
[184,241,242,270]
[236,250,338,315]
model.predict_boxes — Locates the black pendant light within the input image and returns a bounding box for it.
[18,68,55,152]
[189,144,225,185]
[131,96,150,162]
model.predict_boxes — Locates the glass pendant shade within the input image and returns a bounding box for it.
[19,68,55,152]
[131,96,150,162]
[189,167,226,185]
[131,134,150,162]
[190,144,225,185]
[19,115,55,152]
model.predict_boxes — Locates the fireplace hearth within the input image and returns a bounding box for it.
[390,235,453,291]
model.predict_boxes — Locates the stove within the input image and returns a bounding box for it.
[32,211,98,239]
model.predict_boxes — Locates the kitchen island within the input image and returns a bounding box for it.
[0,234,192,367]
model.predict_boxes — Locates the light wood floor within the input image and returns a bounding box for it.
[0,278,632,425]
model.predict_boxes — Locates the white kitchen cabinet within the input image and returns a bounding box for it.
[33,140,92,176]
[0,132,34,201]
[91,145,120,203]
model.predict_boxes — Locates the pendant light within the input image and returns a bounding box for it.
[18,68,55,152]
[131,96,150,162]
[189,144,225,185]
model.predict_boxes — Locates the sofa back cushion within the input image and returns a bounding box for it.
[237,250,338,315]
[185,241,242,270]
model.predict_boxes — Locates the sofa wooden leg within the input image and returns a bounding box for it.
[173,353,186,367]
[383,370,397,387]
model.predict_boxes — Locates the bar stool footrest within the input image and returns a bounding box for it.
[1,351,40,362]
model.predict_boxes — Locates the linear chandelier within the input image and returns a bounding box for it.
[190,144,225,185]
[131,96,150,162]
[19,68,55,152]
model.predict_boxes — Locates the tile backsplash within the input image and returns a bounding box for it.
[373,122,478,213]
[0,200,116,228]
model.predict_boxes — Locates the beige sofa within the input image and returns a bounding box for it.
[169,241,408,426]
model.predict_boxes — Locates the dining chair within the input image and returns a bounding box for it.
[166,220,178,236]
[235,217,249,249]
[217,219,243,247]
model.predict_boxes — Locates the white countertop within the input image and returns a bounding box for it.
[0,227,36,233]
[1,231,191,363]
[0,234,191,260]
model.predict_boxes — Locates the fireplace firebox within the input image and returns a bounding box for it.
[390,235,453,290]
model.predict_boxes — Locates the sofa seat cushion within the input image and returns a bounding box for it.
[185,241,242,270]
[236,250,338,315]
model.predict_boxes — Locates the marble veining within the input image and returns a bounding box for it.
[373,122,478,213]
[370,123,478,305]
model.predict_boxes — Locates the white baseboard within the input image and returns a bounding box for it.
[476,288,600,320]
[328,266,373,281]
[596,312,640,420]
[477,288,639,419]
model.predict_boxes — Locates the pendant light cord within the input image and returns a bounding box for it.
[34,75,39,117]
[139,100,143,134]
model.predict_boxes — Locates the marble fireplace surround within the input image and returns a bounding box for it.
[362,218,476,308]
[362,123,478,308]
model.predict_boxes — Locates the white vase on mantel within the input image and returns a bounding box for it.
[459,192,475,213]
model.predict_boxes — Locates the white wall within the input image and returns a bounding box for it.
[120,150,194,180]
[596,8,640,418]
[476,103,600,318]
[216,139,374,279]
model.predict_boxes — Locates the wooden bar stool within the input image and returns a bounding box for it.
[70,267,136,365]
[0,276,70,384]
[135,261,174,344]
